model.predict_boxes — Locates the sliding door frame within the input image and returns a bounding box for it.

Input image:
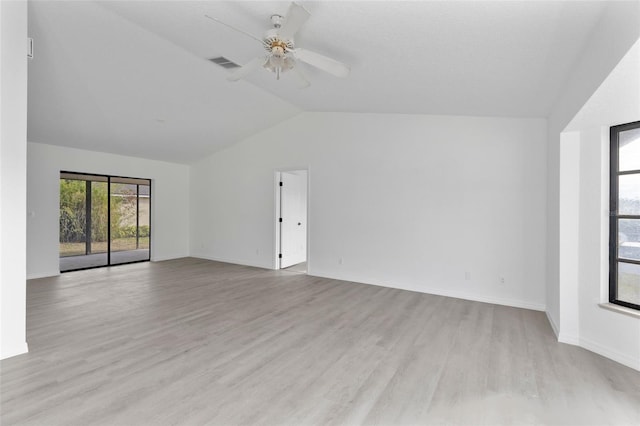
[59,170,152,273]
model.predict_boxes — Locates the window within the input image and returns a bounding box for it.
[609,121,640,310]
[60,172,151,272]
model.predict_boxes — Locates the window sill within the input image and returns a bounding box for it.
[598,303,640,319]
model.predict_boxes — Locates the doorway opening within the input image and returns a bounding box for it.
[59,171,151,272]
[276,170,308,273]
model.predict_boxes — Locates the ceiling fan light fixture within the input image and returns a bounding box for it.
[207,2,350,85]
[264,55,295,79]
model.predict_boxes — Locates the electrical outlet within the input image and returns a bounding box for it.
[465,271,471,281]
[499,276,505,284]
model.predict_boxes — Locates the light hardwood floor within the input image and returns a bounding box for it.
[1,258,639,425]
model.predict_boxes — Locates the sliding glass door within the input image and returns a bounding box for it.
[59,172,151,272]
[110,178,151,265]
[59,173,109,270]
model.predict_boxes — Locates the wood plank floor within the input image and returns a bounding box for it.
[2,258,639,425]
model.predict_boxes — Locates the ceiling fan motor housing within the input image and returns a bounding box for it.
[264,29,294,52]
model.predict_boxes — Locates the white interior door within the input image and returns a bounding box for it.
[280,171,307,268]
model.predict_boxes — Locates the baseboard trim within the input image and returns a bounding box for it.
[186,258,545,311]
[27,271,59,280]
[558,333,580,346]
[579,336,640,372]
[545,311,560,338]
[151,253,190,262]
[191,254,272,270]
[308,270,546,312]
[545,317,638,371]
[0,341,28,360]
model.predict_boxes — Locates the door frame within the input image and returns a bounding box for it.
[273,168,310,271]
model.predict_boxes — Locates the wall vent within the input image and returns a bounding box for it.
[209,56,240,69]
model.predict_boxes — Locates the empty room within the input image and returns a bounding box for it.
[1,0,640,425]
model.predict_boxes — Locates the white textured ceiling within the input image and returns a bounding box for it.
[28,1,610,163]
[27,1,301,163]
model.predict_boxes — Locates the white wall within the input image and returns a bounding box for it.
[546,0,640,337]
[27,143,190,279]
[577,126,640,370]
[191,112,547,311]
[556,37,640,371]
[0,0,29,359]
[557,131,581,343]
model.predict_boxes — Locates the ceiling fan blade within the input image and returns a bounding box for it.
[278,2,310,40]
[293,48,350,78]
[292,66,311,89]
[204,15,266,46]
[227,56,267,82]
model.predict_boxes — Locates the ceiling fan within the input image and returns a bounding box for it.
[205,2,350,87]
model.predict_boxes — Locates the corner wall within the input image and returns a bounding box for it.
[0,0,29,359]
[27,143,191,279]
[191,112,547,311]
[575,125,640,370]
[546,0,640,342]
[546,0,640,370]
[564,37,640,371]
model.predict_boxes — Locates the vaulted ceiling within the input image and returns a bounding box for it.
[28,1,610,163]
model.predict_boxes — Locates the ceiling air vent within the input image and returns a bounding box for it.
[209,56,240,69]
